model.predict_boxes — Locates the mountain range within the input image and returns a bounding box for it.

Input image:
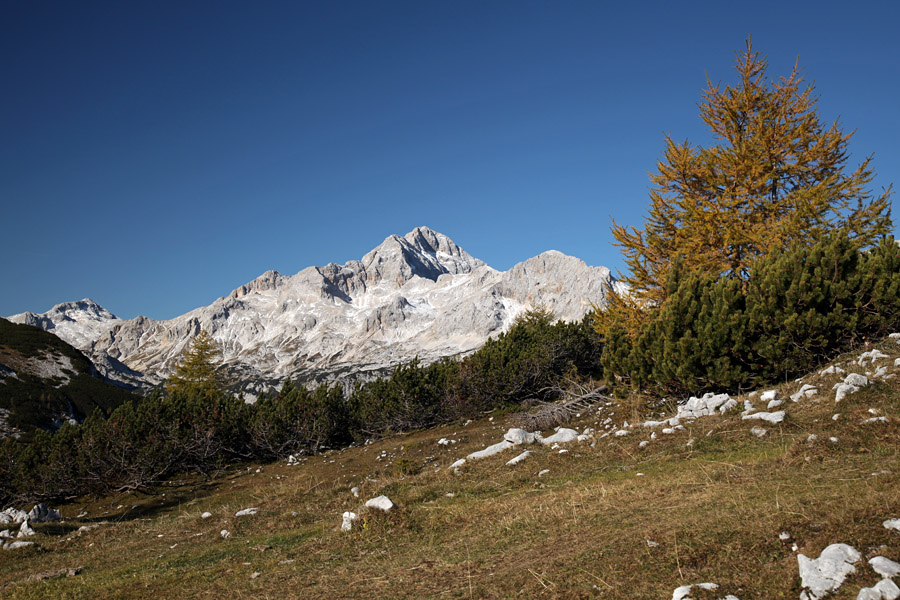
[9,227,619,394]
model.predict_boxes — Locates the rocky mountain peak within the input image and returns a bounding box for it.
[8,298,122,351]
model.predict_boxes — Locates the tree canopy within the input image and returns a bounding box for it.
[610,38,892,307]
[165,330,224,398]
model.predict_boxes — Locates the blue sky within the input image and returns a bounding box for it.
[2,1,897,320]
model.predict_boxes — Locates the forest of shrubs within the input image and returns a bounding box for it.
[1,40,897,505]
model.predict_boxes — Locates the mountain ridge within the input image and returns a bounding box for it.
[8,227,617,392]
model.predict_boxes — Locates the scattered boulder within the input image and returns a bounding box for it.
[234,508,258,518]
[858,349,890,366]
[856,579,900,600]
[505,451,531,466]
[28,503,60,523]
[797,543,860,600]
[883,519,900,533]
[0,508,28,525]
[760,390,778,402]
[676,393,736,419]
[540,428,579,445]
[791,384,819,402]
[467,440,514,460]
[286,455,300,466]
[834,373,869,402]
[340,511,359,532]
[869,556,900,579]
[819,365,845,376]
[365,495,394,512]
[750,427,767,437]
[845,373,870,387]
[220,529,230,539]
[17,520,35,538]
[742,411,785,424]
[503,428,537,445]
[2,540,34,550]
[448,458,466,469]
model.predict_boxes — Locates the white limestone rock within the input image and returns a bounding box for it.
[467,440,514,460]
[0,508,28,525]
[200,512,212,519]
[677,393,734,419]
[845,373,870,387]
[820,365,846,376]
[17,520,34,537]
[448,458,466,469]
[540,428,579,445]
[742,411,785,424]
[365,495,394,512]
[750,427,767,437]
[882,519,900,533]
[857,579,900,600]
[505,451,531,466]
[797,543,860,600]
[234,508,258,518]
[2,540,34,550]
[503,428,537,445]
[858,349,890,366]
[791,384,819,402]
[869,556,900,579]
[760,390,778,402]
[340,511,359,532]
[28,503,60,523]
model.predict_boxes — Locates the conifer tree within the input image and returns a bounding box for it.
[165,330,224,398]
[610,38,892,308]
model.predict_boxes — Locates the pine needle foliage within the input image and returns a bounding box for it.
[610,38,892,309]
[601,233,900,396]
[165,330,224,399]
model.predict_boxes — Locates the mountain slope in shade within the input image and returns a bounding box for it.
[9,227,618,392]
[0,318,138,436]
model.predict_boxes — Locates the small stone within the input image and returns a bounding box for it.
[351,487,359,498]
[884,518,900,533]
[235,508,258,518]
[250,572,261,579]
[200,512,212,519]
[220,530,230,539]
[750,427,767,437]
[538,469,550,477]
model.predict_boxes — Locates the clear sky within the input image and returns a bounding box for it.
[2,1,897,320]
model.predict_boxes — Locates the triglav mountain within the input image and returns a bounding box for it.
[9,227,618,392]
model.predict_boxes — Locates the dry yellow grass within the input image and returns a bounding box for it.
[1,341,899,599]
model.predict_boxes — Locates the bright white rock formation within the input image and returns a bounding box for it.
[365,495,394,512]
[797,543,860,600]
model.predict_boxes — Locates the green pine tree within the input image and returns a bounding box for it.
[165,330,224,398]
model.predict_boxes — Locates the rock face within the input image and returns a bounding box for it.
[9,227,617,392]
